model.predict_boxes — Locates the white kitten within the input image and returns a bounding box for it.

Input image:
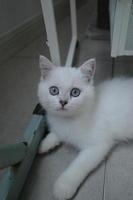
[38,55,133,200]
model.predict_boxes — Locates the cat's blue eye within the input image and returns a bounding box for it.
[70,88,81,97]
[49,86,59,96]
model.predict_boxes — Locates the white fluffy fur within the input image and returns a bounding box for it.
[38,56,133,200]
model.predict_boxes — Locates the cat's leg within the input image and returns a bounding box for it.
[38,132,60,154]
[54,141,113,200]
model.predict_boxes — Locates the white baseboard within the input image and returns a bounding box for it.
[0,14,45,65]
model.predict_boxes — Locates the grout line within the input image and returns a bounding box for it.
[111,58,115,78]
[102,159,108,200]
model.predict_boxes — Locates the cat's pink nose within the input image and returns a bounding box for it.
[59,100,68,107]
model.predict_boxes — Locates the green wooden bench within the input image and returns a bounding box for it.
[0,104,47,200]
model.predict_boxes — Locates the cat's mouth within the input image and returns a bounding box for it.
[56,107,68,111]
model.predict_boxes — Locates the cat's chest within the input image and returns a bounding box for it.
[48,115,92,149]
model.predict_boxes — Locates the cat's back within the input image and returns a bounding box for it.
[95,77,133,140]
[96,77,133,101]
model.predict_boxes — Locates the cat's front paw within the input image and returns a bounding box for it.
[38,133,60,154]
[53,176,77,200]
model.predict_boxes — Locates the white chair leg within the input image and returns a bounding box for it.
[65,0,78,67]
[41,0,78,67]
[40,0,61,66]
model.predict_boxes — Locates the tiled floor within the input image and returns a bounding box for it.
[1,2,133,200]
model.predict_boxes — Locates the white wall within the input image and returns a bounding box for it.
[0,0,42,35]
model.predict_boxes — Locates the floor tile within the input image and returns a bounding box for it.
[104,143,133,200]
[114,60,133,77]
[78,38,111,64]
[15,35,50,59]
[0,58,40,144]
[20,146,105,200]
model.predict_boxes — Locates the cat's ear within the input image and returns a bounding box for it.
[39,55,55,79]
[80,58,96,82]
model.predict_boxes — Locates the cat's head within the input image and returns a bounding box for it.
[38,56,96,117]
